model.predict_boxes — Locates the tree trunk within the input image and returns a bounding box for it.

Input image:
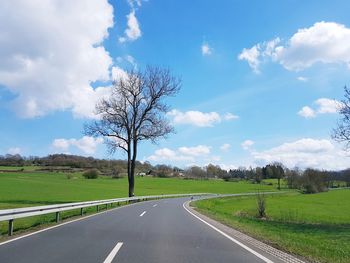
[128,171,134,197]
[127,142,134,197]
[278,178,281,190]
[129,139,137,197]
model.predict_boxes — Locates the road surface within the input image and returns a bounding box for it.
[0,197,286,263]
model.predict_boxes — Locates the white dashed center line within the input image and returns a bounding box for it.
[103,242,123,263]
[140,211,146,217]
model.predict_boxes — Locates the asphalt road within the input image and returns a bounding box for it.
[0,197,280,263]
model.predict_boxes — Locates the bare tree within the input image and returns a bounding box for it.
[85,66,181,196]
[332,86,350,149]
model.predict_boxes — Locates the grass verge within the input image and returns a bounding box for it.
[193,190,350,263]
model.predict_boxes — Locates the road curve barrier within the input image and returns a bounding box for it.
[0,193,210,236]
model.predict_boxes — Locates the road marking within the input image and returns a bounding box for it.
[103,242,123,263]
[152,204,157,207]
[183,201,274,263]
[139,211,146,217]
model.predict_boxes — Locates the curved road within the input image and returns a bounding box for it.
[0,197,283,263]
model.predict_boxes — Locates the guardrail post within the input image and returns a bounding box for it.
[105,204,108,210]
[80,208,83,216]
[8,219,13,236]
[96,205,99,212]
[55,212,60,223]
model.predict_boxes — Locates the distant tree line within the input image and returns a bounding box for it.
[0,154,152,176]
[1,154,349,193]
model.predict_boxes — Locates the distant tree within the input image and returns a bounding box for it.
[154,164,173,178]
[263,163,284,189]
[186,166,206,179]
[255,167,263,183]
[300,169,328,194]
[206,164,227,179]
[229,168,245,179]
[85,66,180,196]
[342,169,350,187]
[285,167,301,189]
[332,86,350,149]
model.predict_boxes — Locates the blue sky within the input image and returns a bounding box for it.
[0,0,350,170]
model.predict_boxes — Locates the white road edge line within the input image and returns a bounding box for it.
[153,204,157,207]
[183,201,274,263]
[103,242,123,263]
[140,211,146,217]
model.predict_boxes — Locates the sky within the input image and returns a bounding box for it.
[0,0,350,170]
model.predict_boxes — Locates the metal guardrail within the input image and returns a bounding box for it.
[0,193,209,236]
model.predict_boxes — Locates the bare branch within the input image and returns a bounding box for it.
[333,86,350,150]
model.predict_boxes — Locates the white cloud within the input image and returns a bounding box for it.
[201,42,212,56]
[252,138,349,170]
[223,112,239,120]
[241,140,254,150]
[167,110,220,127]
[220,143,231,151]
[315,98,340,114]
[238,45,261,73]
[52,136,103,155]
[127,0,142,8]
[119,10,141,43]
[0,1,114,118]
[7,147,21,155]
[298,106,316,118]
[147,145,211,162]
[218,163,238,171]
[238,38,280,73]
[297,76,308,82]
[125,55,137,68]
[178,145,211,156]
[275,22,350,71]
[111,66,128,82]
[147,148,187,161]
[167,110,238,127]
[239,22,350,72]
[298,98,340,118]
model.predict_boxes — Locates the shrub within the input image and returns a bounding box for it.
[112,174,122,179]
[82,169,99,179]
[256,192,266,218]
[111,167,123,179]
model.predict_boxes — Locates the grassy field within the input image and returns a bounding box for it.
[193,190,350,263]
[0,166,40,171]
[0,169,279,236]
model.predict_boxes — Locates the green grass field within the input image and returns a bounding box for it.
[193,190,350,263]
[0,169,278,236]
[0,166,40,171]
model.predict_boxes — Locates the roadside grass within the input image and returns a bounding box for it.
[0,169,280,236]
[193,190,350,263]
